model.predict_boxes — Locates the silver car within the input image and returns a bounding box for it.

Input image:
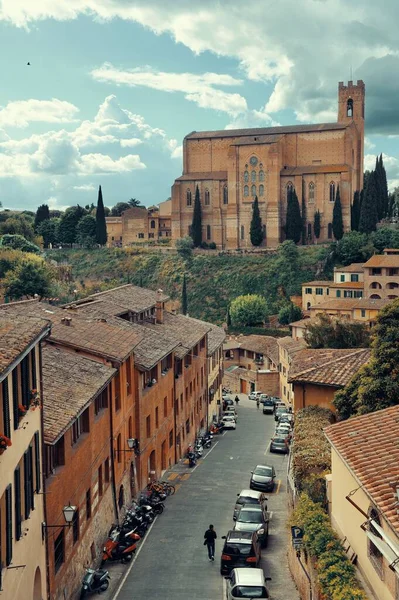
[225,568,271,599]
[233,505,269,547]
[233,489,268,520]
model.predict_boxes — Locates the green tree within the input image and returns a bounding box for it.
[359,171,378,233]
[334,299,399,418]
[191,185,202,247]
[95,185,107,246]
[226,306,232,327]
[37,218,60,248]
[110,202,131,216]
[0,234,40,254]
[181,273,188,315]
[3,260,52,300]
[230,294,268,327]
[304,313,370,349]
[301,180,307,245]
[0,215,35,241]
[76,214,97,248]
[278,302,303,325]
[34,204,50,231]
[380,155,389,218]
[332,185,344,240]
[250,196,263,246]
[371,227,399,254]
[175,236,193,260]
[58,205,87,244]
[351,191,361,231]
[128,198,141,207]
[335,231,373,265]
[285,188,302,244]
[314,210,321,241]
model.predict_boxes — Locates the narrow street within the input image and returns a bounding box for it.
[113,395,299,600]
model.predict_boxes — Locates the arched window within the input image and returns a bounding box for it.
[251,185,256,197]
[186,189,192,206]
[251,170,256,182]
[204,189,210,206]
[150,220,156,229]
[244,170,249,183]
[223,185,228,204]
[309,182,315,202]
[259,184,264,197]
[259,170,265,182]
[287,182,294,201]
[206,225,211,240]
[329,182,335,203]
[347,98,353,118]
[328,223,333,239]
[240,225,245,240]
[244,185,249,197]
[307,223,312,238]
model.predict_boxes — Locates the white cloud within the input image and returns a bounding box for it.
[120,138,143,148]
[80,153,145,174]
[365,152,399,191]
[364,137,376,150]
[0,98,79,128]
[73,184,96,191]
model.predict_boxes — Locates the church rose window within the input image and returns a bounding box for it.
[244,171,249,183]
[251,185,256,197]
[259,184,264,197]
[250,156,258,166]
[251,170,256,182]
[259,170,265,182]
[244,185,249,197]
[329,182,335,203]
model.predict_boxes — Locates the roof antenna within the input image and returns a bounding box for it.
[350,65,353,81]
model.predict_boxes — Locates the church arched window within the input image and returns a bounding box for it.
[307,223,312,238]
[309,182,315,202]
[251,185,256,197]
[150,220,156,229]
[204,189,210,206]
[251,170,256,183]
[329,182,335,203]
[328,223,333,239]
[244,185,249,197]
[286,182,294,201]
[186,189,192,206]
[347,98,353,118]
[244,170,249,183]
[259,170,265,182]
[241,225,245,240]
[223,185,228,204]
[259,184,264,197]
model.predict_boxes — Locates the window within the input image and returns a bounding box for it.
[104,458,110,483]
[98,464,103,497]
[185,419,190,434]
[259,184,264,197]
[347,98,353,118]
[94,388,108,415]
[354,291,363,298]
[336,290,341,298]
[244,185,249,197]
[204,189,210,206]
[351,274,359,282]
[251,170,256,182]
[368,507,383,577]
[307,223,312,238]
[240,225,244,240]
[339,274,345,282]
[371,268,381,276]
[244,170,249,183]
[223,185,228,204]
[309,182,315,202]
[169,429,173,448]
[117,433,121,463]
[206,225,211,240]
[155,406,159,428]
[186,189,192,206]
[150,220,155,229]
[259,170,265,182]
[286,182,294,200]
[71,408,90,445]
[20,355,30,409]
[138,232,144,239]
[24,447,34,519]
[86,488,91,520]
[72,508,79,544]
[361,309,366,317]
[14,466,22,541]
[114,373,121,411]
[164,396,168,417]
[328,223,333,239]
[2,379,10,439]
[34,431,40,493]
[31,348,37,390]
[12,368,19,431]
[315,288,324,295]
[388,268,398,276]
[329,182,335,202]
[251,184,256,197]
[305,288,312,294]
[54,530,64,574]
[146,415,151,438]
[126,356,132,393]
[344,290,353,298]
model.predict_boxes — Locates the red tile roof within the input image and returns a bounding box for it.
[329,281,364,289]
[325,405,399,534]
[185,122,347,140]
[334,263,365,273]
[363,254,399,268]
[0,314,50,378]
[302,281,331,287]
[289,348,370,387]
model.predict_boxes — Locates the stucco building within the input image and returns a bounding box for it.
[106,200,172,247]
[362,249,399,300]
[171,81,365,248]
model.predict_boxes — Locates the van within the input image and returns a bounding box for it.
[225,568,271,599]
[248,391,263,401]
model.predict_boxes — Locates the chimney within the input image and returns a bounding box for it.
[61,317,72,326]
[156,289,164,324]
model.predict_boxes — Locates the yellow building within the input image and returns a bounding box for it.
[309,297,391,325]
[0,314,50,600]
[333,263,364,283]
[325,405,399,600]
[106,199,172,247]
[207,326,226,423]
[363,249,399,300]
[277,337,307,407]
[302,279,364,310]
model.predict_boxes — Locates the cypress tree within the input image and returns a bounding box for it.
[181,273,188,315]
[191,185,202,247]
[301,179,307,245]
[250,196,263,246]
[359,171,378,233]
[285,188,302,244]
[314,210,321,241]
[351,191,360,231]
[34,204,50,231]
[374,156,383,220]
[332,185,344,240]
[380,154,389,218]
[95,185,107,245]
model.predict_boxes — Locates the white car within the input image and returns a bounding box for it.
[226,568,271,599]
[222,415,237,429]
[249,391,263,401]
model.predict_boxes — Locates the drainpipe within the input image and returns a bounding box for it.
[109,379,119,523]
[296,551,312,600]
[173,358,178,464]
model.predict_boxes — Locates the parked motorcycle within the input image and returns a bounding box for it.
[100,527,140,566]
[139,494,165,515]
[188,451,197,467]
[210,422,224,434]
[200,434,212,448]
[194,440,203,457]
[79,568,110,599]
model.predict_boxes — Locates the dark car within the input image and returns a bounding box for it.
[233,505,270,547]
[270,435,289,454]
[224,397,234,406]
[274,407,289,422]
[262,399,275,415]
[220,530,262,575]
[250,465,276,492]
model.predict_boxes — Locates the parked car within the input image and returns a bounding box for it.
[223,407,237,418]
[275,401,287,410]
[270,435,289,454]
[275,423,291,436]
[278,413,294,427]
[220,530,262,575]
[259,394,269,403]
[222,415,237,430]
[274,407,288,422]
[233,505,269,547]
[262,399,275,415]
[250,465,276,492]
[225,568,271,599]
[248,391,263,401]
[224,397,234,406]
[233,489,268,520]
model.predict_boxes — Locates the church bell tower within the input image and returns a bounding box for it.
[338,80,365,189]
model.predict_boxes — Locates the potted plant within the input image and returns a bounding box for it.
[18,404,27,420]
[30,389,41,410]
[0,434,12,454]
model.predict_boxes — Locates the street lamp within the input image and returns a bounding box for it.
[42,502,77,540]
[120,438,140,456]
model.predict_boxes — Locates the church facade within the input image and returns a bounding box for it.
[171,81,365,248]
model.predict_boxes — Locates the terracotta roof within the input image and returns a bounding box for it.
[42,345,116,444]
[289,317,318,329]
[352,298,393,309]
[239,335,279,365]
[334,263,365,273]
[363,254,399,268]
[329,281,364,289]
[121,206,148,218]
[302,281,331,287]
[310,298,392,311]
[83,284,169,314]
[141,312,210,360]
[282,164,349,176]
[289,348,370,387]
[175,171,227,182]
[0,314,50,378]
[325,405,399,535]
[185,123,347,140]
[277,336,307,358]
[206,324,226,356]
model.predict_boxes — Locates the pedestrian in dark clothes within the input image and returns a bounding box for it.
[204,524,217,561]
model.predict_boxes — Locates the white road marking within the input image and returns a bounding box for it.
[204,440,219,457]
[222,574,227,599]
[112,516,158,599]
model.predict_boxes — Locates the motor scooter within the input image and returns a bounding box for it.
[100,528,140,566]
[188,451,197,467]
[79,568,110,599]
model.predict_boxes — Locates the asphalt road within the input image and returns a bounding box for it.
[113,395,299,600]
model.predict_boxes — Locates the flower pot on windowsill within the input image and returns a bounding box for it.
[0,434,12,454]
[18,405,27,420]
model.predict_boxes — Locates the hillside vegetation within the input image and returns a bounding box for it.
[48,243,324,324]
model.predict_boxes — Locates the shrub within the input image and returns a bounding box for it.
[0,234,41,254]
[208,242,217,249]
[175,236,193,260]
[200,241,209,249]
[230,294,268,326]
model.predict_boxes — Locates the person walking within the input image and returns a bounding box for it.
[235,395,240,406]
[204,524,217,561]
[256,398,260,409]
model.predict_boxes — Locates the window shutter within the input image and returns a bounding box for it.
[5,485,12,566]
[21,357,30,409]
[14,466,22,541]
[30,349,37,390]
[2,379,10,438]
[23,450,30,519]
[12,369,19,431]
[34,431,41,493]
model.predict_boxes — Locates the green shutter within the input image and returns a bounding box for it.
[5,485,12,566]
[23,451,30,519]
[2,379,10,438]
[14,466,22,541]
[34,431,41,493]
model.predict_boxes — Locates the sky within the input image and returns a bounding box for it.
[1,1,399,212]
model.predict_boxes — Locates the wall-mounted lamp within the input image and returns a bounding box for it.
[42,502,76,540]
